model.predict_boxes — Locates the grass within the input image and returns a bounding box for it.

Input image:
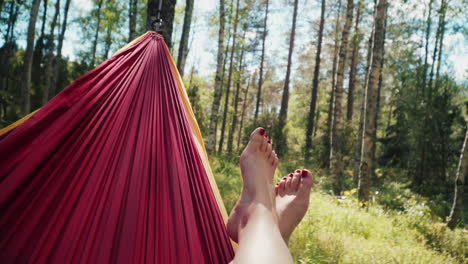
[210,155,468,264]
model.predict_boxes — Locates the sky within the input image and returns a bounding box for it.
[9,0,468,83]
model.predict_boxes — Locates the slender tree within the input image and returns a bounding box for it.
[275,0,299,157]
[253,0,269,122]
[358,0,387,203]
[447,123,467,229]
[53,0,72,95]
[237,73,253,152]
[227,32,246,155]
[146,0,177,48]
[353,6,376,185]
[346,0,363,121]
[20,0,41,115]
[91,0,104,68]
[304,0,326,160]
[176,0,194,76]
[218,0,240,153]
[207,0,226,153]
[330,0,354,196]
[129,0,138,41]
[42,0,60,105]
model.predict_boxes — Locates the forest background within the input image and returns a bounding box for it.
[0,0,467,262]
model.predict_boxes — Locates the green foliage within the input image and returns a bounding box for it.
[211,157,468,263]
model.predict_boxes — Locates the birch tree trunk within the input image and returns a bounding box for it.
[207,0,225,153]
[447,124,467,229]
[20,0,41,116]
[276,0,299,157]
[330,0,354,196]
[176,0,194,77]
[358,0,387,204]
[304,0,326,160]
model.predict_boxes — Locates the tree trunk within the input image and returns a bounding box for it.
[53,0,71,95]
[254,0,269,122]
[103,23,113,59]
[42,0,60,105]
[176,0,194,77]
[129,0,138,42]
[146,0,177,49]
[330,0,354,196]
[358,0,387,204]
[447,124,467,229]
[39,0,48,44]
[276,0,299,157]
[227,33,246,155]
[323,0,342,168]
[91,0,103,68]
[20,0,41,116]
[207,0,225,153]
[353,5,376,185]
[237,73,253,152]
[346,0,363,121]
[304,0,326,160]
[434,0,447,90]
[371,4,387,166]
[218,0,240,154]
[5,0,21,43]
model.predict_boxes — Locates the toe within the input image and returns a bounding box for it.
[249,127,266,148]
[279,178,287,196]
[291,171,301,191]
[285,175,294,194]
[298,169,314,196]
[272,156,279,167]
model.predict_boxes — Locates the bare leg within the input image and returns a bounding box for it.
[227,128,294,264]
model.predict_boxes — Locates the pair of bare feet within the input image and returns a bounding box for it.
[227,127,314,245]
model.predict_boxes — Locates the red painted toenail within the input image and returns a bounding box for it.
[259,128,266,135]
[302,170,308,177]
[264,134,268,138]
[282,177,287,180]
[295,169,301,173]
[289,173,293,177]
[267,140,271,144]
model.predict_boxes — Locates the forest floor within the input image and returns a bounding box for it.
[210,155,468,264]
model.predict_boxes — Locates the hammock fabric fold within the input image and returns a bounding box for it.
[0,32,234,263]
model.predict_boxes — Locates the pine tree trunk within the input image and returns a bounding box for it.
[5,0,21,43]
[207,0,225,153]
[20,0,41,116]
[218,0,240,154]
[129,0,138,42]
[91,0,103,68]
[304,0,326,160]
[353,6,375,185]
[39,0,48,44]
[254,0,269,122]
[42,0,60,105]
[358,0,387,204]
[227,34,246,155]
[324,0,342,168]
[346,0,363,121]
[146,0,176,49]
[330,0,354,196]
[53,0,71,95]
[176,0,194,77]
[237,74,253,152]
[276,0,299,157]
[434,0,447,90]
[447,124,467,229]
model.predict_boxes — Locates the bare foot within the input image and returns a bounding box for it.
[275,169,314,244]
[227,127,279,243]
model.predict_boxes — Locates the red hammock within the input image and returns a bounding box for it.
[0,32,234,263]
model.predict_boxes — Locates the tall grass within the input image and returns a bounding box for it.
[210,155,468,264]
